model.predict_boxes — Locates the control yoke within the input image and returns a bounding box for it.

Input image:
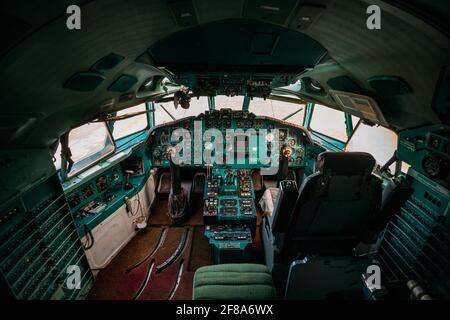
[168,151,190,223]
[277,144,289,187]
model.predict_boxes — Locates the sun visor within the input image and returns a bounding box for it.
[329,90,388,126]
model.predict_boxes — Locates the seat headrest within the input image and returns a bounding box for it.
[315,152,376,175]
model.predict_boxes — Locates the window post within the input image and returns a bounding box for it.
[146,101,155,127]
[243,96,250,112]
[208,96,215,110]
[345,113,354,138]
[304,102,315,128]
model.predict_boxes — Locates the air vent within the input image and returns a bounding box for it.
[91,53,124,73]
[327,76,362,93]
[64,72,105,91]
[367,75,413,96]
[108,74,138,93]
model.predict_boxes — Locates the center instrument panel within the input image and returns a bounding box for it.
[202,169,257,264]
[147,109,311,169]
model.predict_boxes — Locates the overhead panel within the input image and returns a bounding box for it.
[148,19,327,73]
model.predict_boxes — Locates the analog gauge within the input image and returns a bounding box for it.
[288,139,296,147]
[81,185,95,199]
[111,170,120,181]
[153,149,161,159]
[430,138,440,149]
[68,194,81,209]
[296,148,304,157]
[279,130,287,141]
[96,176,107,192]
[266,133,275,142]
[160,132,169,145]
[283,147,294,157]
[296,157,303,165]
[165,146,177,158]
[422,155,441,177]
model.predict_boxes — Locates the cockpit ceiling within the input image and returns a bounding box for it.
[0,0,449,148]
[148,19,327,74]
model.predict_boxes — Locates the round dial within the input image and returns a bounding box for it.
[153,149,161,159]
[288,139,296,147]
[165,146,177,158]
[283,147,294,157]
[422,155,441,177]
[296,148,304,157]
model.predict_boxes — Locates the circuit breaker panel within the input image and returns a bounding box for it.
[0,174,92,299]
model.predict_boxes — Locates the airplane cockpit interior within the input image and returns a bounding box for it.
[0,0,449,307]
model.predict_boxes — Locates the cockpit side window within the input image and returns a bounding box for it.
[61,122,115,178]
[346,122,398,173]
[110,104,148,140]
[309,104,348,142]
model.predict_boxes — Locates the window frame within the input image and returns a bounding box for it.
[62,121,117,180]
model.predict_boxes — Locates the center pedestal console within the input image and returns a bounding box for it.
[203,169,257,264]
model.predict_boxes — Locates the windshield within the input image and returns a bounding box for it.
[154,96,209,126]
[248,97,304,125]
[215,95,244,110]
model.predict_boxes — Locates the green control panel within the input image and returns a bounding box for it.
[203,168,257,264]
[0,174,92,300]
[204,225,252,264]
[148,109,310,169]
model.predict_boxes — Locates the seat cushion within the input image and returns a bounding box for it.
[193,264,276,300]
[259,188,279,215]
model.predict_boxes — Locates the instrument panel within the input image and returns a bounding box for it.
[398,124,450,187]
[148,109,311,169]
